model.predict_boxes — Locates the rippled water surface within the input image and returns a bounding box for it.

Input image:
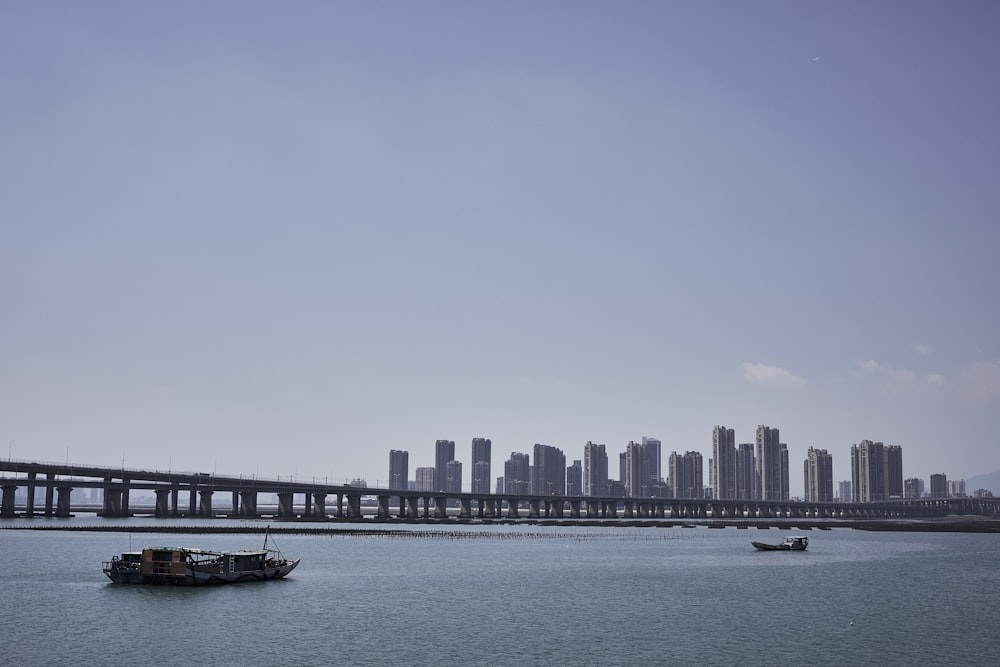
[3,521,998,666]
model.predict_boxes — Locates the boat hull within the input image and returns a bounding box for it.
[751,541,807,551]
[104,560,299,585]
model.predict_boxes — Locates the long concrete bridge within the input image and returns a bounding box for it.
[2,459,997,521]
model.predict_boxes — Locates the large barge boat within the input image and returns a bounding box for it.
[103,535,298,585]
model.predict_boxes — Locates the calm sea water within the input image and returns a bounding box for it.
[2,519,998,666]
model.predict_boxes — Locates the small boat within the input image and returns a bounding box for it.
[103,532,299,585]
[751,536,808,551]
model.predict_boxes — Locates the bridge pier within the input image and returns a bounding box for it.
[346,493,361,518]
[56,485,73,517]
[103,486,122,517]
[239,491,258,517]
[569,500,581,518]
[44,473,56,516]
[25,472,36,517]
[432,496,448,518]
[278,492,294,518]
[528,499,541,518]
[459,498,472,519]
[171,486,180,516]
[155,489,171,516]
[199,489,214,517]
[1,484,16,517]
[405,496,419,518]
[313,493,327,519]
[506,499,520,518]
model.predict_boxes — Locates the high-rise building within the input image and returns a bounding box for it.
[388,450,409,490]
[755,425,788,500]
[803,447,834,502]
[885,445,903,498]
[583,441,609,497]
[566,460,582,497]
[736,443,755,500]
[851,440,904,502]
[415,467,436,492]
[668,451,703,499]
[445,460,462,494]
[471,438,492,494]
[504,452,530,494]
[624,441,648,498]
[948,479,966,497]
[930,473,948,498]
[434,440,455,493]
[531,444,566,495]
[839,480,852,503]
[641,437,663,492]
[712,426,737,500]
[904,477,924,499]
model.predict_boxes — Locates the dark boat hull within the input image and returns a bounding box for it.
[104,559,299,585]
[751,541,807,551]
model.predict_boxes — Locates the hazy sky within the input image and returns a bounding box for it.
[3,2,998,495]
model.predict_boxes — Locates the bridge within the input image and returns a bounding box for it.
[2,459,998,521]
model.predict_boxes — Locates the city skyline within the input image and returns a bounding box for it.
[384,429,986,499]
[3,4,998,493]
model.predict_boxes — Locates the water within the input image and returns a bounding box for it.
[2,520,998,666]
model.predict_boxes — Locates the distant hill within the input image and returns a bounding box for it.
[964,470,1000,495]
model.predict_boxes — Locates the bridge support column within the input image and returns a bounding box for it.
[313,493,326,519]
[155,489,171,517]
[188,486,198,515]
[240,491,258,517]
[171,487,179,516]
[550,500,564,518]
[278,492,294,518]
[528,499,541,518]
[623,502,634,518]
[432,496,448,518]
[346,494,361,518]
[405,496,419,518]
[569,500,581,518]
[199,489,214,517]
[506,499,519,518]
[376,495,390,519]
[103,487,122,517]
[1,484,16,517]
[232,491,239,516]
[586,501,599,518]
[56,485,73,517]
[26,472,36,517]
[44,473,56,516]
[459,498,472,518]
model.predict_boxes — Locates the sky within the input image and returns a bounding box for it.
[2,1,999,495]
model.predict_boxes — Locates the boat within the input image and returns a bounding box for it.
[103,532,299,585]
[751,536,808,551]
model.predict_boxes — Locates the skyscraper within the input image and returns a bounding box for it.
[445,460,462,494]
[712,426,736,500]
[641,436,662,493]
[755,425,788,500]
[668,451,703,499]
[531,443,566,495]
[851,440,904,502]
[388,449,409,490]
[803,447,833,502]
[434,439,455,493]
[566,460,582,496]
[471,438,491,494]
[583,441,608,497]
[504,452,530,494]
[625,441,649,498]
[415,467,436,492]
[930,473,948,498]
[736,443,755,500]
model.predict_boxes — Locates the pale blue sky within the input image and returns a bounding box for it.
[3,2,998,494]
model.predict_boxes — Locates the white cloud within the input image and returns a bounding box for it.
[742,363,806,390]
[912,343,932,357]
[855,359,943,392]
